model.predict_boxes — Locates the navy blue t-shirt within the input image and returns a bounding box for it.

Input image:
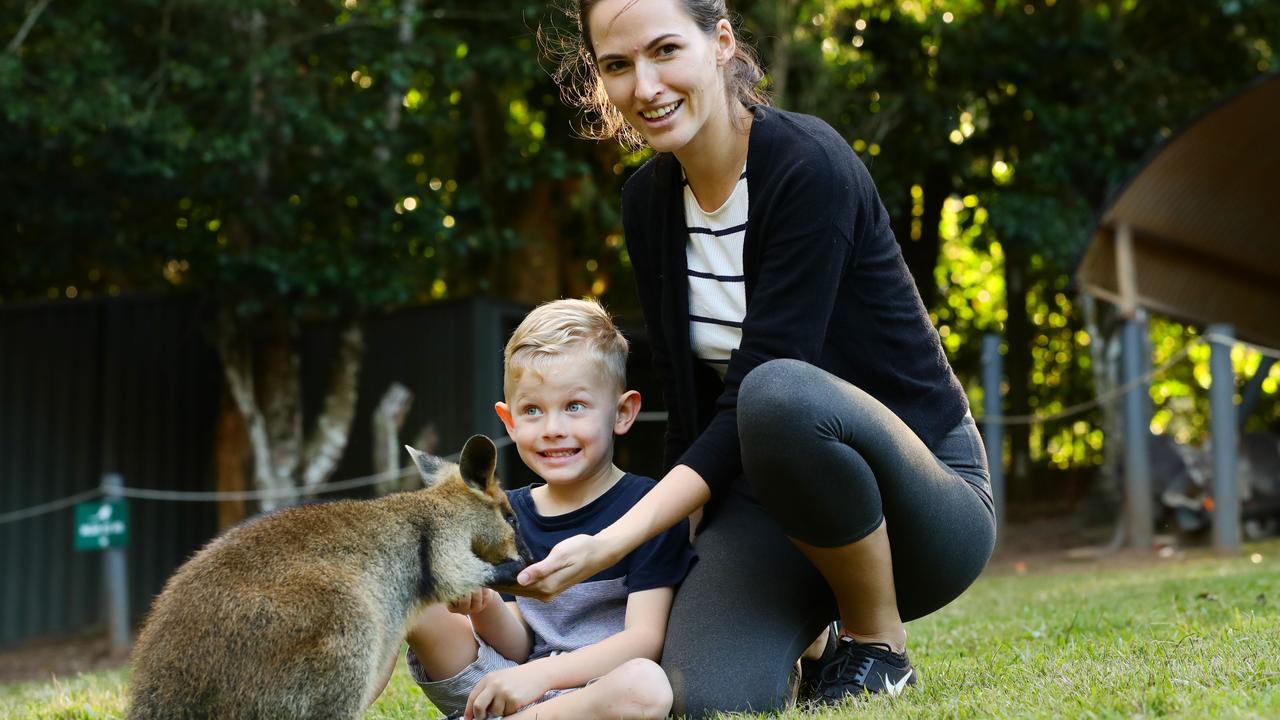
[503,473,696,660]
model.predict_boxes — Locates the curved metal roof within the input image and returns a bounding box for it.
[1076,72,1280,347]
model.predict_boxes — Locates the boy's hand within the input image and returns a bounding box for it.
[447,588,496,615]
[463,664,548,720]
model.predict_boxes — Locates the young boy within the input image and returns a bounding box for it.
[404,298,694,720]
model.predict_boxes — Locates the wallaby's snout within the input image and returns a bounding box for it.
[489,512,534,590]
[489,560,525,588]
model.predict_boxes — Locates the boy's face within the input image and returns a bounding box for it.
[495,353,639,489]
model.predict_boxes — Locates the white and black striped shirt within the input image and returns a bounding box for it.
[683,168,748,377]
[623,107,969,495]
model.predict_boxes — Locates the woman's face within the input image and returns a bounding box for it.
[588,0,735,155]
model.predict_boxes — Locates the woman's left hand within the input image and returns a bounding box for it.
[514,533,615,601]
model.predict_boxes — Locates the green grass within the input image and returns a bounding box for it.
[3,540,1279,719]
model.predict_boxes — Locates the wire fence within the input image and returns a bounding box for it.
[3,334,1278,528]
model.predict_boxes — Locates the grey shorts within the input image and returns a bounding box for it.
[406,640,580,720]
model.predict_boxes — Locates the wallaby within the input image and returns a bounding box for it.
[127,435,532,720]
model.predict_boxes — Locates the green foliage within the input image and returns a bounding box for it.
[1149,320,1280,445]
[796,0,1280,256]
[0,0,617,320]
[5,0,1280,472]
[736,0,1280,473]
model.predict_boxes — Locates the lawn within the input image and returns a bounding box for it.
[3,539,1278,719]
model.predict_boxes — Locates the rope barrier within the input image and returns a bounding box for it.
[116,468,416,503]
[974,339,1201,426]
[0,488,104,526]
[975,332,1280,426]
[0,436,514,526]
[0,334,1274,524]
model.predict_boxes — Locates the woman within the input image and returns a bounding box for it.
[520,0,996,714]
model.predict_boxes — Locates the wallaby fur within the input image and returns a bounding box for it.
[127,435,531,720]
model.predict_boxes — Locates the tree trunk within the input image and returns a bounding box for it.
[768,0,800,107]
[260,316,302,486]
[376,0,417,163]
[895,165,950,310]
[214,384,250,530]
[301,322,364,489]
[247,8,270,192]
[217,312,365,510]
[501,181,565,302]
[461,68,577,300]
[372,382,414,494]
[6,0,54,56]
[1004,240,1032,497]
[217,314,290,510]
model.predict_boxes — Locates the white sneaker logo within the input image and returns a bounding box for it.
[883,668,913,697]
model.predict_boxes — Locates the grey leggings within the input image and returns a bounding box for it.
[660,359,996,717]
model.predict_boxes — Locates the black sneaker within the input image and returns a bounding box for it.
[811,635,917,703]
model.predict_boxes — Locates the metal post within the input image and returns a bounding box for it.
[982,334,1005,532]
[102,473,131,655]
[1121,316,1153,549]
[1208,324,1240,554]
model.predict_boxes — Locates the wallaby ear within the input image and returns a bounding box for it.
[405,445,444,487]
[458,434,497,492]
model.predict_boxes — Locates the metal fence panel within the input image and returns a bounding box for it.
[0,296,219,648]
[99,298,220,623]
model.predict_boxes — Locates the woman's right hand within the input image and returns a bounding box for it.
[515,533,617,602]
[515,467,709,600]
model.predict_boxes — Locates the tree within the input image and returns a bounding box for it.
[0,0,625,511]
[6,0,1278,510]
[949,0,1278,490]
[733,0,1280,494]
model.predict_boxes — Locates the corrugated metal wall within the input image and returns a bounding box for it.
[0,296,220,648]
[314,299,523,485]
[0,301,99,647]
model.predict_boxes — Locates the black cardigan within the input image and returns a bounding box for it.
[622,106,968,502]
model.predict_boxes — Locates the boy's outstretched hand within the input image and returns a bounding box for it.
[463,664,549,720]
[515,534,616,602]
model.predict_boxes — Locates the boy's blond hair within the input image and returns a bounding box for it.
[503,298,628,400]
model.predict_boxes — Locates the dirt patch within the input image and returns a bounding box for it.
[0,632,127,685]
[990,510,1117,568]
[986,509,1259,576]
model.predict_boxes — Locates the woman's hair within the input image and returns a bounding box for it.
[503,298,629,400]
[542,0,769,149]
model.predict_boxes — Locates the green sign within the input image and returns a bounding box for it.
[74,499,129,551]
